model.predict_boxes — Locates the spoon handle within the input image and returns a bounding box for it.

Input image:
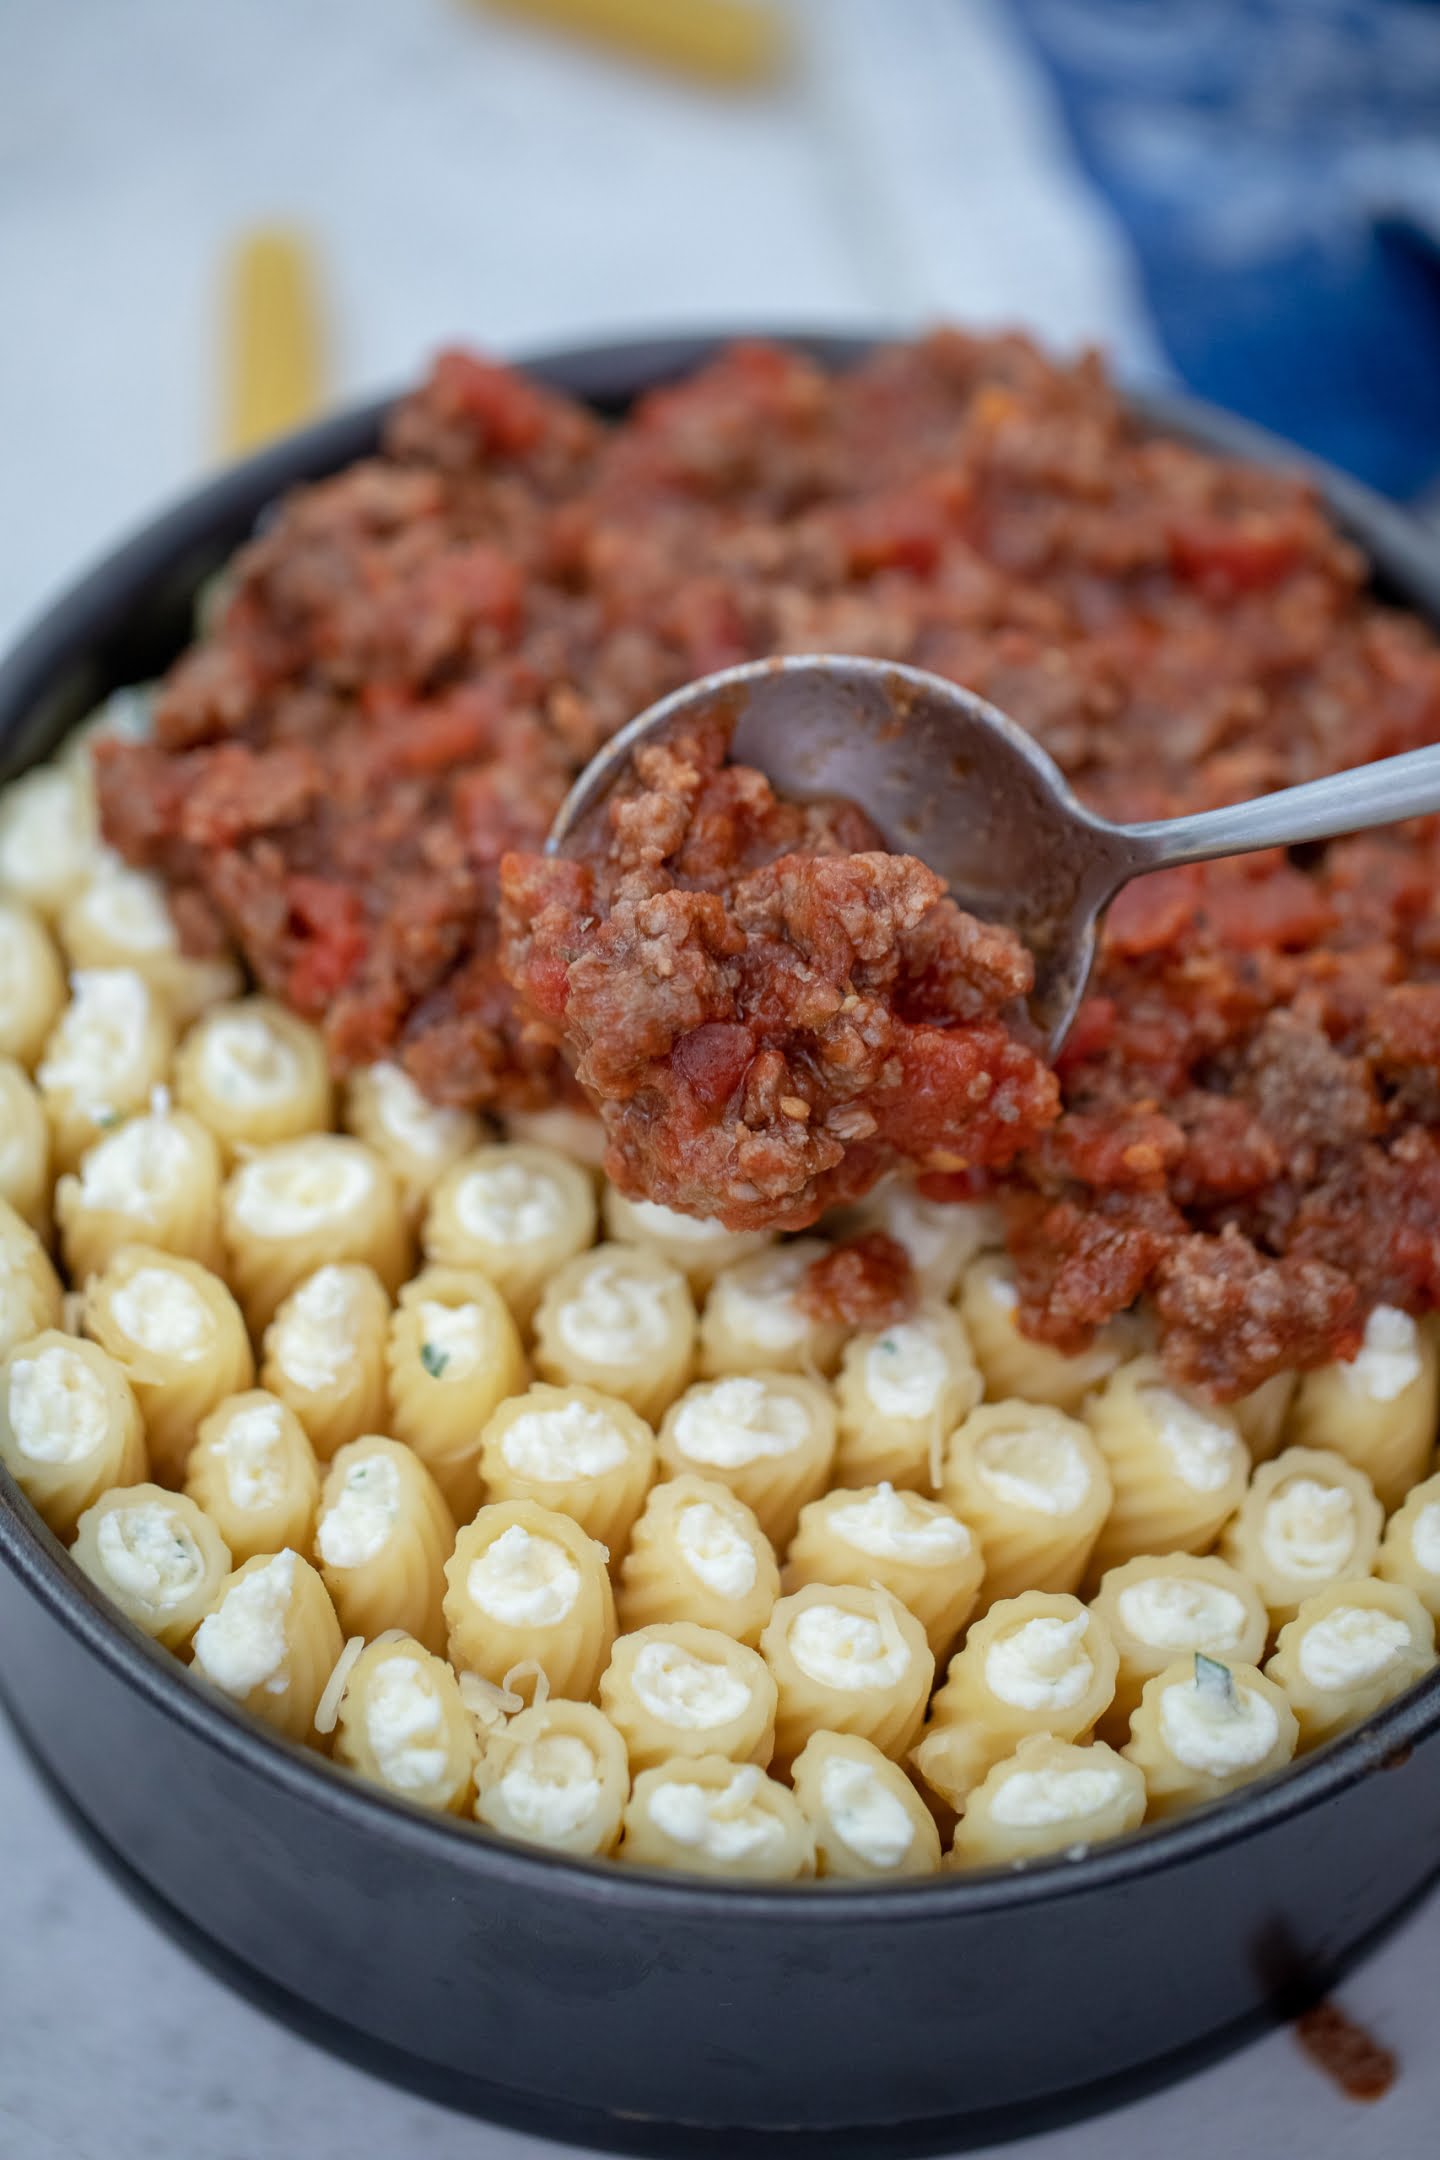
[1116,741,1440,875]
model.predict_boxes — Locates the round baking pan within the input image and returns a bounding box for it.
[4,333,1440,2156]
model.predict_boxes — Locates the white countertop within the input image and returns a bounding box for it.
[0,2,1433,2152]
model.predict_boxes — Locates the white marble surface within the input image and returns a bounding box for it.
[0,2,1433,2153]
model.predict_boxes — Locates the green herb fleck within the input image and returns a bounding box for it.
[93,1108,121,1131]
[421,1342,450,1380]
[1194,1652,1236,1708]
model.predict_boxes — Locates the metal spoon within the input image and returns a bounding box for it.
[548,653,1440,1053]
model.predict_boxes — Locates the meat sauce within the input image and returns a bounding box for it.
[95,333,1440,1396]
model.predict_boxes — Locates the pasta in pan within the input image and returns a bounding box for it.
[0,1200,61,1362]
[0,761,102,921]
[958,1253,1124,1412]
[389,1268,529,1520]
[1084,1358,1249,1581]
[473,1699,630,1857]
[176,998,333,1162]
[478,1382,654,1555]
[332,1635,477,1813]
[343,1063,481,1225]
[58,866,240,1027]
[850,1178,1001,1300]
[783,1484,982,1660]
[424,1143,597,1329]
[1124,1654,1298,1817]
[314,1435,455,1653]
[1265,1579,1436,1749]
[616,1474,779,1646]
[600,1622,777,1772]
[222,1135,409,1331]
[261,1263,393,1462]
[72,1483,230,1649]
[951,1734,1146,1868]
[942,1401,1112,1608]
[601,1187,767,1295]
[1218,1447,1383,1628]
[1089,1554,1269,1742]
[1377,1470,1440,1619]
[184,1389,321,1564]
[55,1101,224,1281]
[0,1058,52,1231]
[0,1330,146,1538]
[789,1730,942,1880]
[833,1302,982,1493]
[761,1583,933,1771]
[658,1372,835,1549]
[532,1245,696,1423]
[620,1756,815,1881]
[698,1240,848,1380]
[1287,1305,1439,1511]
[83,1245,255,1485]
[444,1498,616,1703]
[190,1547,344,1746]
[37,968,175,1173]
[0,899,65,1068]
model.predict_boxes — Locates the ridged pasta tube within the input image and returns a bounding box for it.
[1218,1446,1383,1628]
[620,1756,815,1880]
[314,1435,455,1653]
[852,1178,1001,1300]
[473,1699,630,1857]
[0,1197,62,1359]
[913,1592,1118,1812]
[601,1187,768,1295]
[834,1301,982,1492]
[423,1143,597,1330]
[56,1105,224,1281]
[533,1245,696,1424]
[333,1635,477,1813]
[0,762,101,920]
[223,1136,409,1332]
[387,1268,529,1520]
[761,1582,934,1770]
[84,1246,255,1484]
[58,866,240,1026]
[784,1484,982,1660]
[600,1622,777,1771]
[658,1372,835,1549]
[0,1331,146,1537]
[1377,1471,1440,1619]
[1089,1553,1270,1742]
[501,1105,607,1175]
[951,1733,1147,1868]
[957,1253,1124,1411]
[1265,1579,1435,1750]
[698,1240,848,1380]
[0,1058,52,1230]
[0,899,65,1067]
[616,1475,779,1646]
[942,1400,1112,1608]
[175,997,333,1161]
[37,969,175,1173]
[72,1482,230,1648]
[1228,1372,1296,1464]
[478,1383,655,1556]
[790,1730,942,1880]
[184,1389,321,1564]
[1287,1306,1439,1510]
[444,1498,616,1703]
[191,1547,344,1746]
[343,1063,481,1224]
[1124,1654,1298,1816]
[1084,1357,1249,1581]
[261,1263,393,1462]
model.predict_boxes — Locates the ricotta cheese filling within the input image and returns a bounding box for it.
[1138,1386,1243,1493]
[269,1265,359,1391]
[500,1399,628,1482]
[7,1343,109,1464]
[873,1181,998,1289]
[39,969,152,1112]
[1159,1665,1279,1773]
[827,1482,971,1564]
[863,1325,949,1420]
[1116,1576,1248,1655]
[1297,1606,1413,1692]
[818,1755,914,1867]
[364,1656,449,1790]
[198,1013,301,1110]
[1410,1501,1440,1577]
[1260,1478,1358,1582]
[455,1160,567,1247]
[647,1764,783,1862]
[556,1260,672,1365]
[367,1062,473,1161]
[193,1550,297,1694]
[631,1640,753,1730]
[414,1299,486,1384]
[710,1245,818,1351]
[109,1266,212,1360]
[230,1144,373,1237]
[1344,1304,1423,1403]
[317,1454,401,1569]
[787,1602,911,1692]
[216,1401,287,1511]
[671,1377,811,1468]
[74,1113,187,1218]
[496,1732,601,1839]
[973,1426,1091,1517]
[468,1525,581,1627]
[989,1762,1127,1828]
[985,1614,1094,1711]
[98,1502,206,1609]
[675,1501,757,1599]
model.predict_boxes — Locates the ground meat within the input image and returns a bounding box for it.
[94,331,1440,1390]
[500,724,1058,1228]
[797,1233,916,1330]
[1294,2001,1397,2102]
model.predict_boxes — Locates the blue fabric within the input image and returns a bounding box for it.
[1006,0,1440,498]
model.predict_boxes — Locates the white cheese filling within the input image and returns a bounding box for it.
[1297,1606,1413,1692]
[1260,1478,1358,1582]
[317,1454,401,1569]
[7,1344,109,1464]
[367,1063,473,1162]
[500,1399,628,1482]
[647,1763,783,1862]
[675,1501,758,1600]
[671,1376,811,1468]
[109,1266,212,1361]
[787,1602,911,1692]
[827,1482,971,1564]
[414,1299,487,1384]
[268,1265,361,1390]
[1159,1672,1279,1773]
[74,1113,188,1217]
[973,1426,1091,1517]
[198,1012,302,1110]
[1116,1576,1249,1655]
[1344,1304,1423,1403]
[709,1246,817,1351]
[818,1755,914,1867]
[872,1181,998,1289]
[468,1524,580,1628]
[364,1656,449,1790]
[1410,1501,1440,1577]
[555,1260,672,1365]
[631,1640,753,1730]
[863,1325,949,1420]
[985,1615,1093,1712]
[496,1732,602,1839]
[1138,1386,1244,1493]
[98,1503,206,1609]
[193,1550,297,1693]
[230,1144,374,1238]
[989,1761,1127,1829]
[455,1160,567,1247]
[215,1400,287,1511]
[624,1198,734,1246]
[39,969,153,1113]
